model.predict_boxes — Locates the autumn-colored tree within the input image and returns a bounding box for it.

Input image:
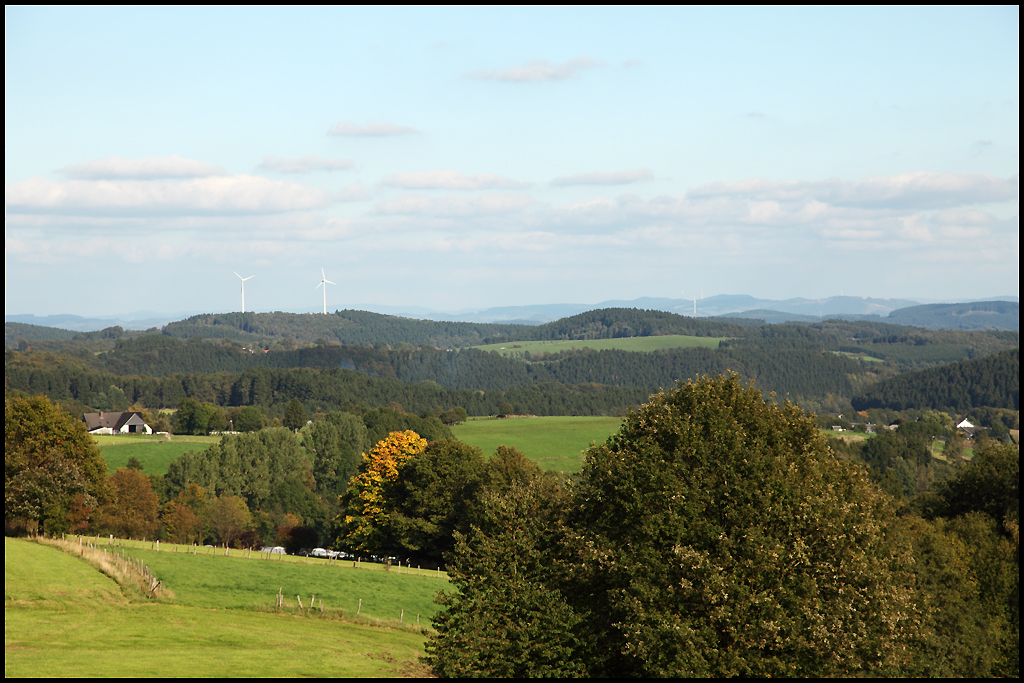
[162,483,209,544]
[101,467,159,539]
[338,430,427,552]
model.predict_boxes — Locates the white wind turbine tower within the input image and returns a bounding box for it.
[317,268,336,314]
[234,272,254,313]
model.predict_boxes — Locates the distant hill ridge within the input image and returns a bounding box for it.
[722,300,1018,331]
[6,298,1019,351]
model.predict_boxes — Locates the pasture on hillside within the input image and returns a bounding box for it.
[114,539,448,623]
[452,415,623,472]
[473,333,725,357]
[94,434,219,475]
[4,537,433,677]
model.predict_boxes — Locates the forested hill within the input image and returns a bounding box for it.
[851,348,1020,412]
[161,310,533,348]
[5,321,78,346]
[161,308,759,347]
[724,320,1017,367]
[7,336,864,401]
[481,308,759,343]
[886,300,1019,331]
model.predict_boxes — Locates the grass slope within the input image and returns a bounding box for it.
[94,434,219,475]
[473,334,724,357]
[115,541,447,623]
[4,538,432,677]
[452,415,622,472]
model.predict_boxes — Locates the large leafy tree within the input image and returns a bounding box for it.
[165,428,310,513]
[5,392,109,534]
[162,483,209,544]
[174,398,224,436]
[388,438,487,564]
[101,467,159,539]
[337,429,427,552]
[911,440,1020,677]
[302,411,367,501]
[566,373,916,677]
[283,398,307,431]
[426,478,586,678]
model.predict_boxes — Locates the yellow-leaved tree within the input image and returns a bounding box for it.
[338,430,427,552]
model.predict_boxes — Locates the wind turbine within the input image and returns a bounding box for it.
[316,268,336,314]
[234,272,254,312]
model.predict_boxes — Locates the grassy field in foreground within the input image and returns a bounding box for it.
[452,415,623,472]
[109,539,448,623]
[5,538,431,677]
[473,334,724,357]
[94,434,218,475]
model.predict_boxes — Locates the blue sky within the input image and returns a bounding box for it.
[5,7,1018,316]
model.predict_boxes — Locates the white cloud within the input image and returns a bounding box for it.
[464,56,604,82]
[327,122,417,136]
[551,168,653,186]
[374,193,533,218]
[57,154,227,180]
[5,175,333,216]
[257,155,354,173]
[336,183,370,202]
[689,172,1018,210]
[380,170,527,190]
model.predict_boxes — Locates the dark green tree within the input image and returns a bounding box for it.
[235,405,264,433]
[566,374,917,677]
[899,514,1013,677]
[388,438,487,564]
[283,398,307,431]
[425,478,585,677]
[174,398,222,436]
[302,411,366,502]
[926,440,1019,525]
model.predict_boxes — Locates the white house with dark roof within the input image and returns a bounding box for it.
[83,411,152,435]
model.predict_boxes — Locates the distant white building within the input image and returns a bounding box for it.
[956,418,977,438]
[83,411,152,435]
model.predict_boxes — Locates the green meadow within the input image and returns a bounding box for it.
[5,537,435,677]
[114,540,447,623]
[473,334,724,357]
[832,350,885,363]
[452,415,623,472]
[94,434,219,475]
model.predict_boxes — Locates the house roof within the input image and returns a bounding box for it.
[83,411,147,431]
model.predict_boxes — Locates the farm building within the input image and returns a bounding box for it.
[956,418,976,438]
[82,411,152,435]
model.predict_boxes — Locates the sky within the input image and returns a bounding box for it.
[5,7,1019,317]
